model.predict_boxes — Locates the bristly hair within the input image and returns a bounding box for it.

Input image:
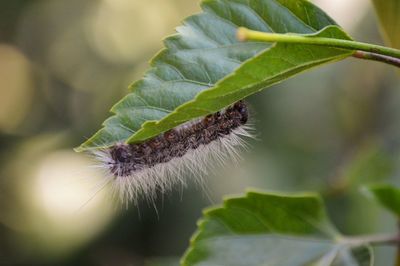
[91,101,254,205]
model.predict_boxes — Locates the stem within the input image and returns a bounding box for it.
[338,232,400,266]
[340,233,400,247]
[396,222,400,266]
[397,243,400,266]
[237,27,400,68]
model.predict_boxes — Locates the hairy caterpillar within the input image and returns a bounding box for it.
[92,101,253,204]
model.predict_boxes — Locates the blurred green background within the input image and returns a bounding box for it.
[0,0,399,265]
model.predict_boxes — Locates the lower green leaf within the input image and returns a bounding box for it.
[182,190,372,266]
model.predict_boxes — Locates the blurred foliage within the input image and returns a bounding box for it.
[372,0,400,48]
[0,0,399,265]
[365,185,400,217]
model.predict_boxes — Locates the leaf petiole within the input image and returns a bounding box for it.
[237,27,400,68]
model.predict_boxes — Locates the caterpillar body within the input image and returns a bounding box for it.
[93,101,253,204]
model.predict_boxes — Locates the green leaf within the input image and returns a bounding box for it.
[364,184,400,217]
[182,190,372,266]
[77,0,353,151]
[372,0,400,48]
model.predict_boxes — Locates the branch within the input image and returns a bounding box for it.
[353,51,400,68]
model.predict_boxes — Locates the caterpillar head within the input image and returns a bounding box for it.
[109,143,135,177]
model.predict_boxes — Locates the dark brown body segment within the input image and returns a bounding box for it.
[109,101,248,177]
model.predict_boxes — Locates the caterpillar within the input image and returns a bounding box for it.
[92,101,253,204]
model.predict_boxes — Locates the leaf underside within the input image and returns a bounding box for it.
[181,190,372,266]
[77,0,353,152]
